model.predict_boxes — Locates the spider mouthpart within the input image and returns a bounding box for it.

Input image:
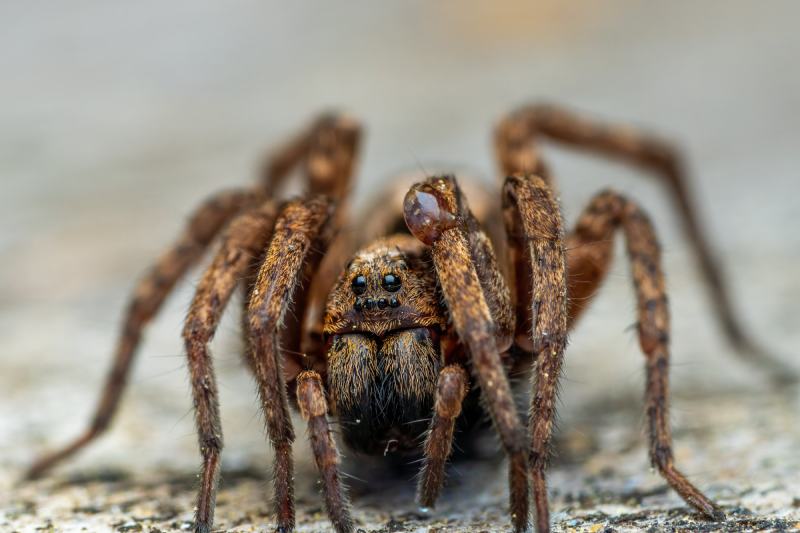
[382,273,401,292]
[351,274,367,295]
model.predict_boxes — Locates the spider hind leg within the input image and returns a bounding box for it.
[496,103,794,384]
[25,114,355,482]
[566,190,724,520]
[25,187,256,481]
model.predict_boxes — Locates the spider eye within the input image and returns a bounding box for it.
[382,273,401,292]
[351,275,367,295]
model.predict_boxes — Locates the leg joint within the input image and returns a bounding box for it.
[247,308,277,340]
[199,433,223,456]
[296,371,328,420]
[183,317,213,346]
[434,365,468,419]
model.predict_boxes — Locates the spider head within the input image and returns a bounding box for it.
[323,234,443,338]
[323,234,447,455]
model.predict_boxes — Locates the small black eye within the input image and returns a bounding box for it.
[382,273,401,292]
[351,275,367,295]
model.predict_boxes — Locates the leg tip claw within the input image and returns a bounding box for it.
[194,522,211,533]
[709,507,727,522]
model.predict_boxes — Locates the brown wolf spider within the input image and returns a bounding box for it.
[27,104,793,532]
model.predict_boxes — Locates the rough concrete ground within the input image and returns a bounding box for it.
[2,1,799,532]
[4,388,800,532]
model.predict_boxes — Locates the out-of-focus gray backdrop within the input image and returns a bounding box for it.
[2,2,798,532]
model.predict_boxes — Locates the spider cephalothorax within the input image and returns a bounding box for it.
[28,105,793,533]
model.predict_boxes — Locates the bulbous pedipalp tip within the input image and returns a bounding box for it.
[403,182,459,245]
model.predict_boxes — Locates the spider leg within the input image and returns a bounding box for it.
[260,112,360,198]
[496,103,793,382]
[250,113,362,379]
[25,187,257,480]
[503,175,569,533]
[404,176,529,533]
[568,190,724,520]
[465,211,515,351]
[296,370,353,533]
[416,364,469,509]
[180,202,279,533]
[246,196,338,533]
[25,114,358,482]
[293,113,362,360]
[237,116,360,533]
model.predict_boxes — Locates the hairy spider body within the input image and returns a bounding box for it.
[28,105,791,533]
[325,235,445,454]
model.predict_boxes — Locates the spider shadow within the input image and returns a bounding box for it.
[335,426,509,516]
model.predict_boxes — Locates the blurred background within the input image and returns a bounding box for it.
[2,1,798,531]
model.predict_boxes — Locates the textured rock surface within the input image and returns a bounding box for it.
[5,390,800,532]
[2,1,799,532]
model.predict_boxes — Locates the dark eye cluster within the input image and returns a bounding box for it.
[351,272,402,312]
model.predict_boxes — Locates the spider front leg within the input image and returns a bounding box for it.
[243,116,360,533]
[404,176,529,533]
[182,202,279,533]
[503,175,568,533]
[247,196,339,533]
[566,190,724,520]
[417,364,469,509]
[296,371,353,533]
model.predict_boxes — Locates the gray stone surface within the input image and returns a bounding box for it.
[2,2,799,532]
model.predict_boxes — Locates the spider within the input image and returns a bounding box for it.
[26,104,792,533]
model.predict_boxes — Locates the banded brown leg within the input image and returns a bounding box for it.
[296,370,353,533]
[182,202,278,533]
[404,175,529,533]
[503,174,569,533]
[246,197,336,532]
[496,103,793,382]
[565,190,724,520]
[416,365,469,509]
[26,188,256,480]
